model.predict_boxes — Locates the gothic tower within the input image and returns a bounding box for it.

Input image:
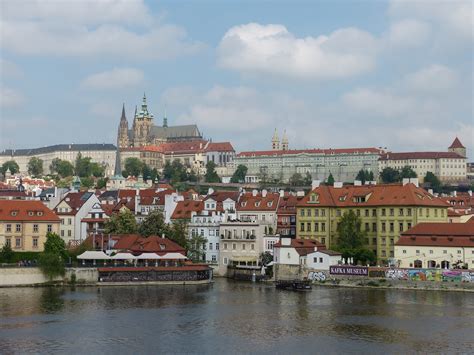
[117,103,129,148]
[281,130,289,151]
[272,128,280,151]
[448,137,466,157]
[133,93,154,147]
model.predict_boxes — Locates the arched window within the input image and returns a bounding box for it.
[427,260,436,268]
[414,260,422,268]
[441,260,450,269]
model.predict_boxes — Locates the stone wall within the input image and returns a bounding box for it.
[0,267,98,287]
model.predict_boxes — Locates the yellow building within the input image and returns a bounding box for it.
[296,182,449,264]
[0,200,60,252]
[395,223,474,269]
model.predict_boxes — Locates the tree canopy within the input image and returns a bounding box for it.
[138,210,169,237]
[187,233,207,262]
[230,164,248,183]
[1,160,19,175]
[289,172,304,186]
[39,232,68,280]
[205,161,220,183]
[104,210,138,234]
[50,158,74,178]
[326,173,335,185]
[123,157,144,177]
[28,157,43,177]
[424,171,441,191]
[399,165,417,179]
[355,169,374,184]
[380,167,399,183]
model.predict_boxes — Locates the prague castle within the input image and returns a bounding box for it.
[117,93,202,148]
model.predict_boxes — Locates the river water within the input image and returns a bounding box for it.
[0,279,473,354]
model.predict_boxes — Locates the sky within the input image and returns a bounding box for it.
[0,0,473,159]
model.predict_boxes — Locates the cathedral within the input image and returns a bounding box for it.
[117,94,202,148]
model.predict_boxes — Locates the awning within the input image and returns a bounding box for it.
[111,253,137,260]
[161,252,187,260]
[77,251,111,260]
[135,253,162,260]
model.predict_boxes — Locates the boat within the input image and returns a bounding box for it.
[275,279,312,291]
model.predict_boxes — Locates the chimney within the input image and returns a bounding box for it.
[311,180,320,190]
[279,189,284,197]
[262,189,267,197]
[402,178,410,186]
[468,190,472,197]
[409,178,419,187]
[453,191,457,197]
[296,191,305,197]
[252,189,258,197]
[207,187,214,196]
[161,233,165,239]
[333,182,343,188]
[354,180,362,186]
[428,189,433,195]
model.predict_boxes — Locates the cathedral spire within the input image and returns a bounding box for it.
[120,103,126,121]
[272,128,280,151]
[282,129,289,151]
[163,105,168,128]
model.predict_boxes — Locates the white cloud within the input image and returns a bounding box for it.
[217,23,377,79]
[403,64,458,93]
[0,87,25,108]
[81,68,144,90]
[387,19,431,48]
[0,0,203,59]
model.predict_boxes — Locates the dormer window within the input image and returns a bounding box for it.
[37,211,43,216]
[11,211,18,216]
[241,202,247,207]
[160,244,166,250]
[255,202,260,207]
[309,194,319,203]
[28,211,34,216]
[267,201,273,207]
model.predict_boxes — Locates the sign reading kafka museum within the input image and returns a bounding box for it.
[329,266,368,276]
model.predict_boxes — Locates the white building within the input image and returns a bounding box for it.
[303,250,342,270]
[273,237,327,265]
[189,213,222,264]
[0,144,117,177]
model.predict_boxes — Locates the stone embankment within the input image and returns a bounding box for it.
[0,267,98,287]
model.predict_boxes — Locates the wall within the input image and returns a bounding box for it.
[0,267,98,287]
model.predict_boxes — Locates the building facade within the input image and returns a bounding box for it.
[296,181,449,265]
[0,200,60,252]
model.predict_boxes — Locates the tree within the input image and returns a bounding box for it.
[28,157,43,177]
[187,233,207,262]
[289,172,304,186]
[400,165,417,179]
[104,210,138,234]
[75,153,93,178]
[123,157,143,177]
[334,210,374,265]
[260,251,273,266]
[90,162,105,178]
[205,161,220,183]
[0,244,15,263]
[51,159,74,178]
[142,163,152,181]
[230,164,248,183]
[96,177,108,189]
[150,168,159,183]
[1,160,19,175]
[81,176,94,189]
[380,167,399,183]
[304,172,312,186]
[424,171,441,191]
[138,210,169,237]
[163,161,174,180]
[168,220,188,248]
[326,173,335,185]
[39,232,67,280]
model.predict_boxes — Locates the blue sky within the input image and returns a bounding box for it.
[1,0,472,158]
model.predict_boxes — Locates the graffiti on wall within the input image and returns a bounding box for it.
[462,272,474,282]
[385,269,408,280]
[307,271,327,282]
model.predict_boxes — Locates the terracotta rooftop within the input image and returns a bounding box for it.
[171,200,204,219]
[55,191,94,215]
[205,142,235,152]
[112,234,185,254]
[397,223,474,247]
[274,238,327,256]
[0,200,60,222]
[238,147,382,158]
[449,137,465,149]
[237,191,280,211]
[379,152,464,161]
[297,183,450,208]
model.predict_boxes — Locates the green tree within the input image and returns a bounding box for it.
[124,157,143,177]
[104,210,138,234]
[303,172,312,186]
[138,210,169,237]
[289,172,304,186]
[230,164,248,183]
[260,251,273,266]
[367,171,374,181]
[51,159,74,178]
[326,173,335,185]
[424,171,441,191]
[90,162,105,178]
[334,210,374,265]
[28,157,43,177]
[0,244,15,263]
[205,161,220,183]
[400,165,417,179]
[163,161,173,179]
[380,167,399,183]
[150,168,159,182]
[75,153,93,178]
[1,160,19,175]
[187,233,207,262]
[96,177,108,189]
[39,232,67,280]
[81,176,94,189]
[168,220,188,248]
[142,163,152,181]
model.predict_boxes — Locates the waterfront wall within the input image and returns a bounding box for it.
[0,268,98,287]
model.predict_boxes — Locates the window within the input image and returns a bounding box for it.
[443,250,447,254]
[319,257,323,263]
[223,243,227,250]
[390,223,394,233]
[33,224,39,233]
[68,218,72,225]
[381,223,386,232]
[336,210,341,217]
[399,208,404,216]
[5,238,11,247]
[232,243,236,250]
[300,223,305,232]
[399,222,404,232]
[6,224,11,232]
[61,219,64,225]
[382,209,386,216]
[313,257,318,263]
[372,223,377,232]
[429,250,433,254]
[307,209,311,217]
[68,230,72,237]
[33,238,38,248]
[223,257,228,265]
[216,243,219,250]
[365,209,369,217]
[382,250,386,257]
[15,238,21,248]
[321,223,326,232]
[251,244,255,250]
[306,223,311,232]
[457,250,462,254]
[372,209,376,217]
[365,223,369,232]
[390,209,394,216]
[314,223,319,232]
[416,250,420,255]
[300,209,305,217]
[211,255,217,262]
[407,222,412,229]
[242,244,246,250]
[321,210,326,217]
[403,250,406,254]
[407,208,412,216]
[61,230,64,237]
[209,243,213,250]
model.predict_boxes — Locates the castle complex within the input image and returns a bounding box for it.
[117,94,202,148]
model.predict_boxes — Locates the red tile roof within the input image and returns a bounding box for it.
[112,234,186,254]
[171,200,204,219]
[237,192,280,211]
[205,142,235,152]
[274,238,326,256]
[449,137,465,149]
[379,151,464,160]
[0,200,60,222]
[238,147,382,158]
[396,223,474,247]
[297,183,449,208]
[277,194,303,215]
[55,191,94,215]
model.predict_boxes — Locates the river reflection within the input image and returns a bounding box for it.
[0,280,473,354]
